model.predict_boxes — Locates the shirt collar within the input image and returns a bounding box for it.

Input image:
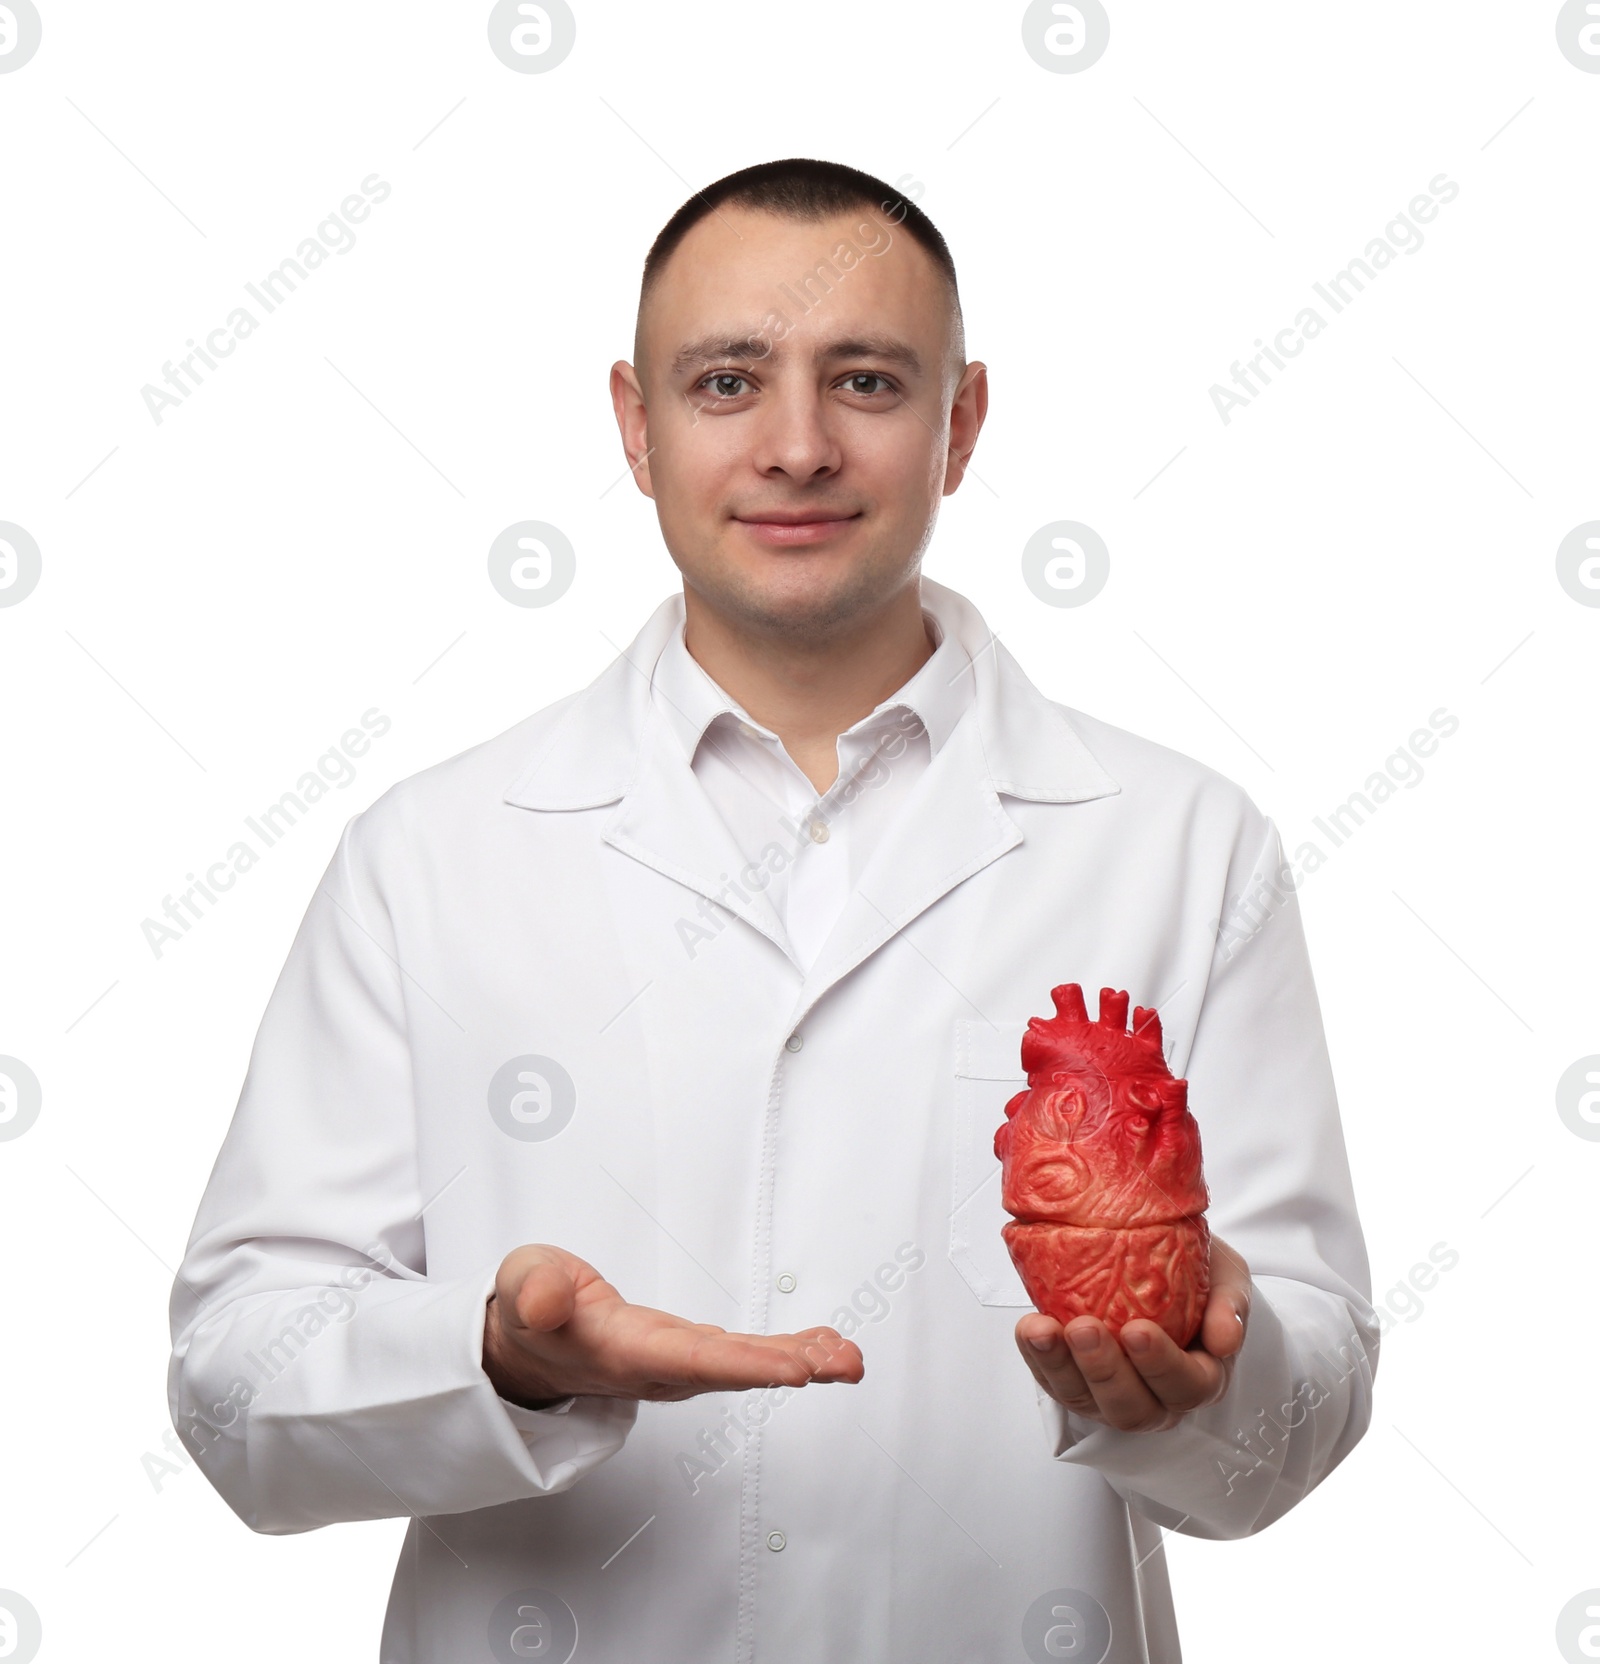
[503,576,1121,812]
[649,606,973,766]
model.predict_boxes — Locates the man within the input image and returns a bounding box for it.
[169,159,1376,1663]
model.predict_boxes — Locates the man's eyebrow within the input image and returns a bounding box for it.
[671,335,772,375]
[820,335,923,375]
[669,332,924,378]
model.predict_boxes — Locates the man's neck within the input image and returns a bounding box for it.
[680,583,935,794]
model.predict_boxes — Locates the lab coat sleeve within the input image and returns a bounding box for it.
[167,812,638,1535]
[1036,808,1379,1539]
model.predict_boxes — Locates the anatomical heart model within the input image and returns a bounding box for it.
[993,984,1211,1347]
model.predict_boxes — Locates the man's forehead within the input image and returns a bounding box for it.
[639,205,955,376]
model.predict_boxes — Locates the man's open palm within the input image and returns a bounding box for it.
[484,1243,865,1409]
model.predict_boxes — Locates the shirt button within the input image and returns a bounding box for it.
[776,1272,797,1293]
[738,720,760,739]
[784,1034,803,1053]
[766,1530,787,1552]
[809,820,830,843]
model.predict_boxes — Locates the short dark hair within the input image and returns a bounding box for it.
[638,157,964,357]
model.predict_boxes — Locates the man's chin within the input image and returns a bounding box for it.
[690,550,903,644]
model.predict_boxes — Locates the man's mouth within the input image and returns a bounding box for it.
[732,510,862,547]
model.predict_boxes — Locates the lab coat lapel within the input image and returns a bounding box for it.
[501,594,799,967]
[602,719,799,964]
[790,581,1124,1017]
[795,710,1021,1005]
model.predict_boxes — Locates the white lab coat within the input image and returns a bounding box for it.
[168,576,1377,1664]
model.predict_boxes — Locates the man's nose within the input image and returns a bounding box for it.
[749,382,844,480]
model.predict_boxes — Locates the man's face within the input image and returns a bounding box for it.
[613,203,986,645]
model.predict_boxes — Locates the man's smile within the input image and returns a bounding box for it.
[731,508,863,547]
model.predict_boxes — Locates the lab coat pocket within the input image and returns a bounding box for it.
[949,1019,1034,1307]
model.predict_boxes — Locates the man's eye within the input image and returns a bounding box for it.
[841,373,894,396]
[699,373,752,399]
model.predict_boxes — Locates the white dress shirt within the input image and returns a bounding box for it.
[648,608,973,969]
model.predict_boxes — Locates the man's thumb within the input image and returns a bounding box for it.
[515,1259,578,1332]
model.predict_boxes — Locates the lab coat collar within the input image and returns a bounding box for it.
[501,576,1121,813]
[502,577,1121,983]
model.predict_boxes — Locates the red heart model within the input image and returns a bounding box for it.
[993,984,1211,1348]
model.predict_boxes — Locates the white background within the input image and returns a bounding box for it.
[1,3,1595,1660]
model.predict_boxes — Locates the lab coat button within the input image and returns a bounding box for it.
[776,1272,797,1293]
[784,1034,803,1053]
[766,1530,787,1552]
[809,819,830,843]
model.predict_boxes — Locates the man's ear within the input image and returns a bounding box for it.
[943,360,989,496]
[609,360,656,499]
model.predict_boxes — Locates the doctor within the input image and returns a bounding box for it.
[169,158,1377,1664]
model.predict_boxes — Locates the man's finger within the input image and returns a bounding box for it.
[1058,1320,1179,1431]
[1201,1235,1252,1359]
[1014,1316,1097,1413]
[1118,1319,1226,1412]
[1018,1315,1175,1430]
[668,1327,864,1393]
[788,1327,864,1381]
